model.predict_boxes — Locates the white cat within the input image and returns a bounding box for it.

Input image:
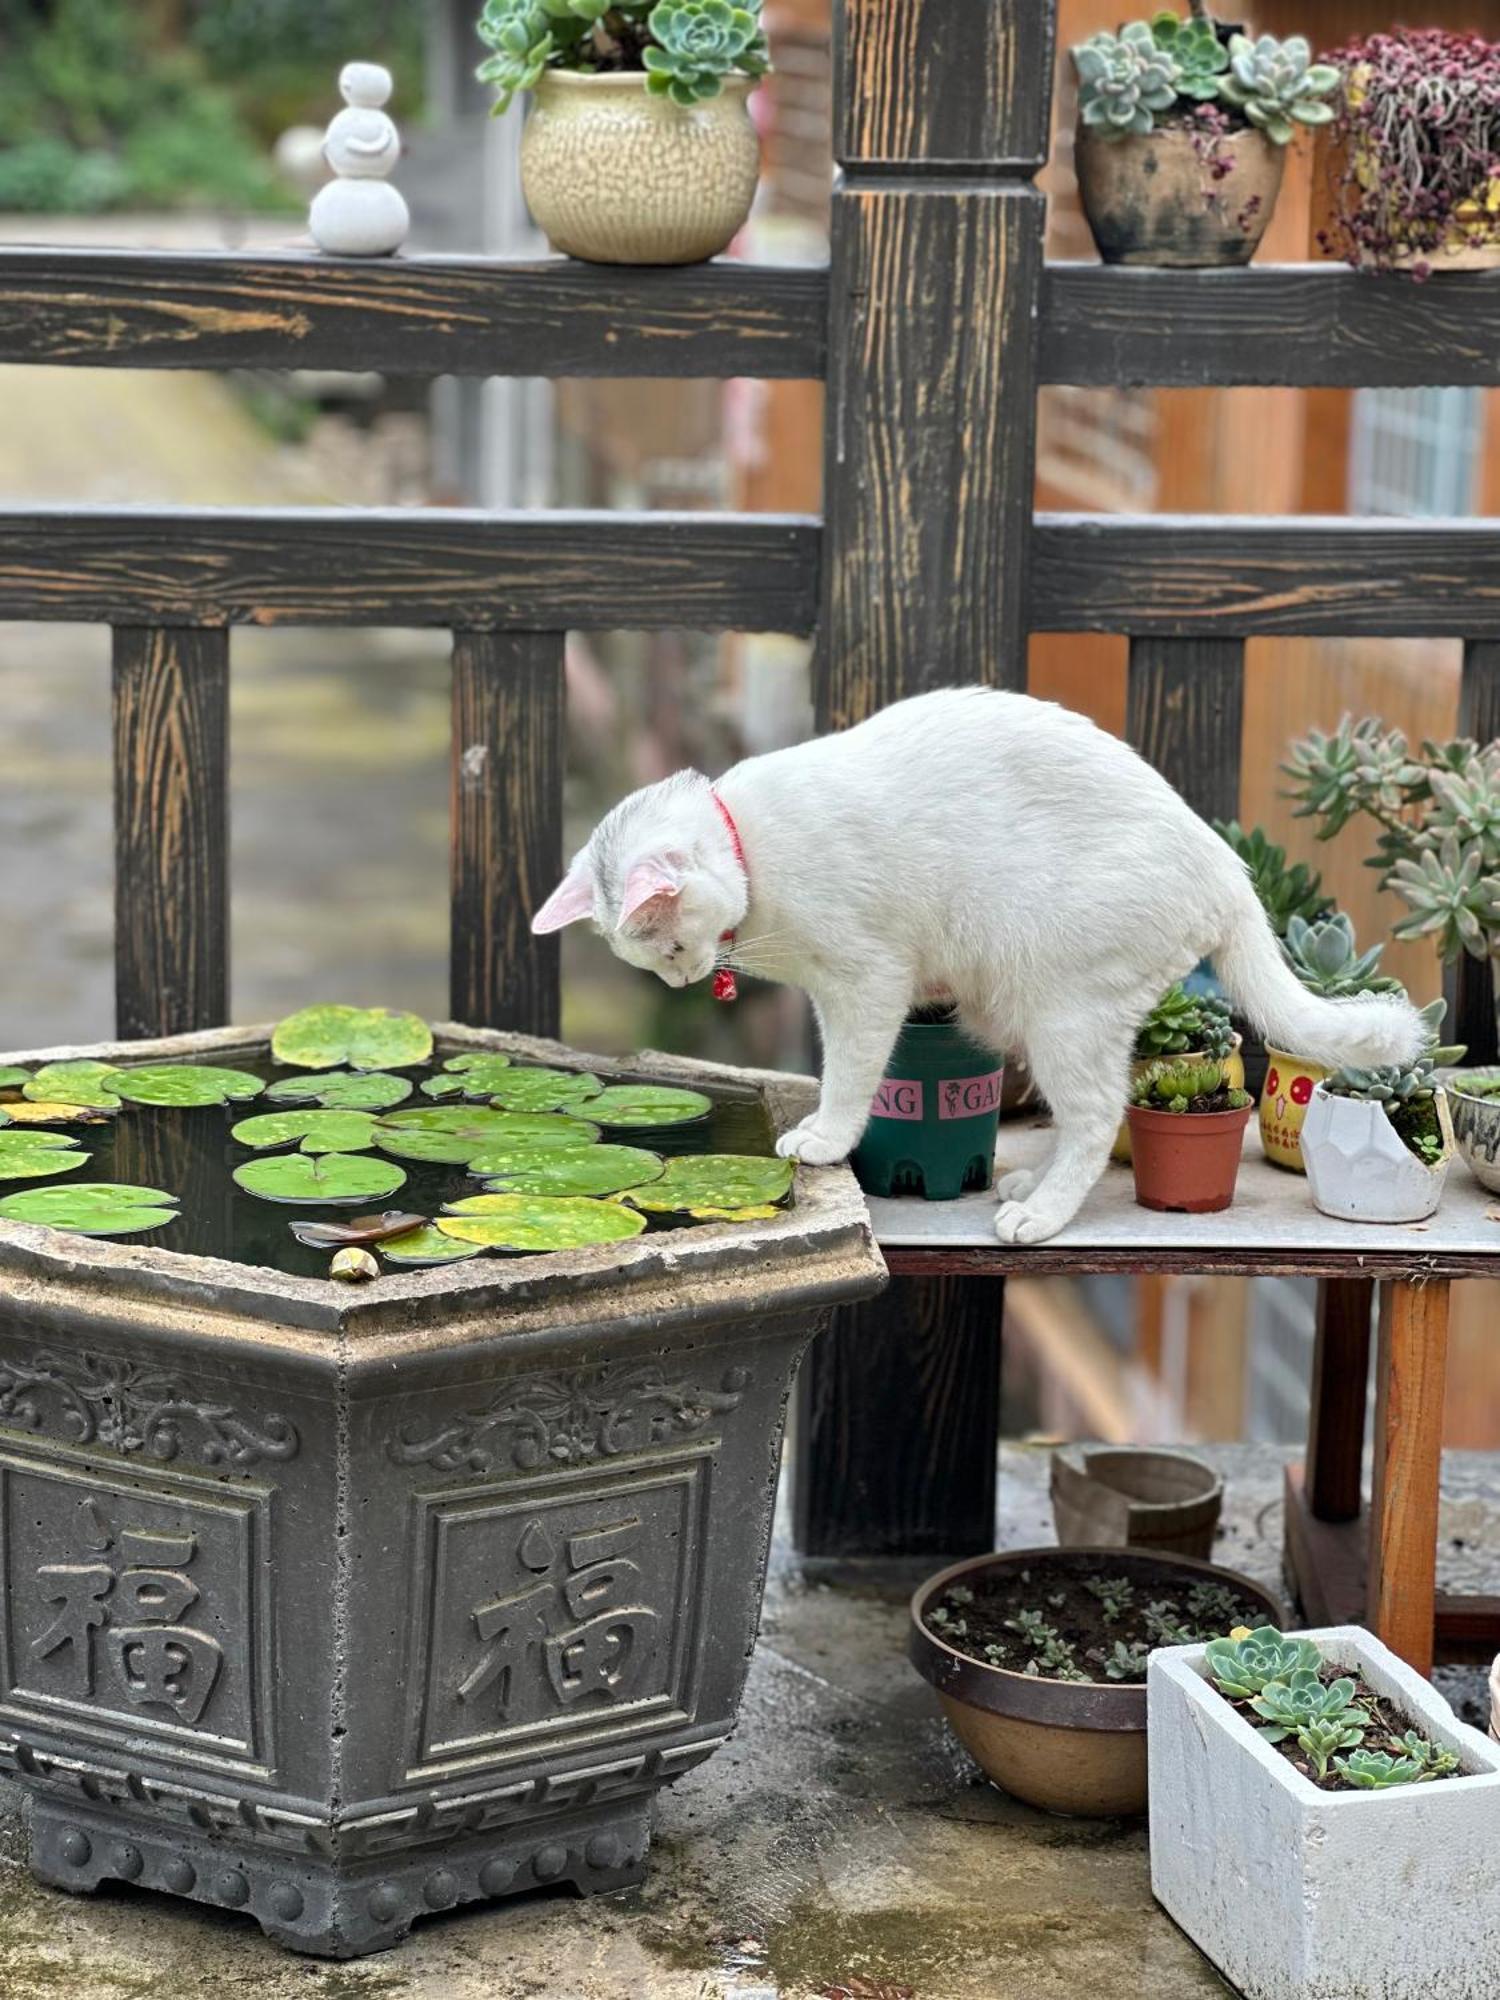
[533,688,1423,1244]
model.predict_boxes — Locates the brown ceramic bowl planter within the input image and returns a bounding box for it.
[1075,120,1285,267]
[909,1548,1282,1818]
[1126,1098,1252,1213]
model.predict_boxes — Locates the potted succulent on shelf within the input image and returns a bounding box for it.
[1151,1624,1500,2000]
[1070,7,1338,267]
[909,1547,1279,1818]
[477,0,767,264]
[1258,912,1405,1172]
[1212,820,1333,1093]
[851,1004,1003,1201]
[1448,1068,1500,1192]
[1126,1058,1254,1213]
[1319,29,1500,275]
[1115,982,1238,1161]
[1299,998,1460,1224]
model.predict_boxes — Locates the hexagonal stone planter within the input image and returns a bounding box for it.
[0,1023,882,1957]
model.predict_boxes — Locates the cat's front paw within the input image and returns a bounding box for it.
[993,1199,1066,1246]
[776,1118,854,1166]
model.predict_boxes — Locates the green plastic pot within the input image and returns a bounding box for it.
[852,1018,1003,1201]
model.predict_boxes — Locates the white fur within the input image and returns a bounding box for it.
[533,689,1424,1243]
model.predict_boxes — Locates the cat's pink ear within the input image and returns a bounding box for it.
[618,857,683,928]
[531,864,595,933]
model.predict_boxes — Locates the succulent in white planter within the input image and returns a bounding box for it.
[1299,997,1460,1223]
[1448,1068,1500,1193]
[1150,1624,1500,2000]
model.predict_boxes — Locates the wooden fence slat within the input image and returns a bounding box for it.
[1043,264,1500,389]
[0,248,827,380]
[450,632,563,1037]
[0,508,819,633]
[1126,636,1243,823]
[112,626,229,1039]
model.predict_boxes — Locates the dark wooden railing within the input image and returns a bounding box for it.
[3,0,1499,1560]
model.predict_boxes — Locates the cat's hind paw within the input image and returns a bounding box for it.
[776,1118,852,1166]
[994,1167,1041,1203]
[993,1199,1065,1246]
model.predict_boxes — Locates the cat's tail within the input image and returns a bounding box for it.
[1211,877,1425,1072]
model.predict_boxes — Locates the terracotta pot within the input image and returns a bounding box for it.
[1050,1446,1223,1561]
[1126,1100,1252,1213]
[1075,121,1285,268]
[909,1548,1282,1818]
[521,70,760,266]
[1300,1082,1453,1224]
[1258,1045,1331,1173]
[1114,1035,1243,1164]
[1448,1070,1500,1194]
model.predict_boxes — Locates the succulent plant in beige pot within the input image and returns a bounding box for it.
[478,0,767,264]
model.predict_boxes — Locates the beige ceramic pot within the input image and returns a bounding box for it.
[1075,121,1285,267]
[521,70,761,265]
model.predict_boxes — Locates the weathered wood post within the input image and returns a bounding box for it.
[792,0,1054,1554]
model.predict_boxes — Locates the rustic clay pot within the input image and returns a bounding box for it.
[1448,1071,1500,1194]
[1050,1446,1223,1561]
[909,1548,1282,1818]
[1075,121,1285,267]
[521,71,760,265]
[1126,1100,1252,1213]
[1258,1045,1331,1173]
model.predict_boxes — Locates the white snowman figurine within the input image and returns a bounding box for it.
[309,62,409,257]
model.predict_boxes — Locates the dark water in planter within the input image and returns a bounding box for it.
[39,1054,779,1281]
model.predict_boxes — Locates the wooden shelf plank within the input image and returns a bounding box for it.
[0,247,827,379]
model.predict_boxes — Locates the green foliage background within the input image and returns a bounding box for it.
[0,0,427,213]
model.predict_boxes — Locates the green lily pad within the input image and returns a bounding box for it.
[437,1196,648,1253]
[0,1182,179,1236]
[108,1064,266,1108]
[375,1106,599,1166]
[482,1068,604,1113]
[231,1110,380,1156]
[418,1053,515,1099]
[469,1145,664,1198]
[265,1070,413,1112]
[233,1153,408,1206]
[272,1004,433,1072]
[0,1067,32,1094]
[621,1154,793,1219]
[22,1060,122,1109]
[584,1084,712,1129]
[0,1131,89,1182]
[380,1224,486,1268]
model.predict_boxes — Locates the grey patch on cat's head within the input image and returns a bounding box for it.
[587,769,713,926]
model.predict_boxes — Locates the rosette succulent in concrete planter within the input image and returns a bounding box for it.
[1125,1057,1253,1213]
[1449,1068,1500,1192]
[1070,12,1338,267]
[1299,1000,1460,1224]
[0,1019,881,1957]
[478,0,767,264]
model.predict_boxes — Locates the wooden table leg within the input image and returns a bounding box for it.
[1306,1277,1374,1522]
[1367,1278,1450,1676]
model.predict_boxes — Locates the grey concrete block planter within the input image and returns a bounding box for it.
[0,1023,883,1958]
[1149,1625,1500,2000]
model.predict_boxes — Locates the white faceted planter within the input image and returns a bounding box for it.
[1150,1626,1500,2000]
[1300,1082,1451,1223]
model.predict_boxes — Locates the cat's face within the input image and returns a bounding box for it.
[532,845,735,990]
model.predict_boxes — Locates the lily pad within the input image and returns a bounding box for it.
[0,1182,179,1237]
[621,1154,793,1220]
[266,1070,413,1112]
[584,1084,712,1129]
[483,1068,604,1113]
[22,1060,122,1110]
[0,1100,109,1126]
[380,1224,486,1268]
[375,1107,599,1166]
[0,1131,89,1182]
[0,1067,32,1094]
[418,1053,515,1100]
[233,1154,408,1206]
[108,1064,266,1108]
[469,1145,664,1198]
[231,1110,380,1156]
[437,1196,648,1253]
[272,1004,432,1072]
[289,1211,426,1250]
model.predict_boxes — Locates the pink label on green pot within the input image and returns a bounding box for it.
[937,1072,1004,1121]
[870,1078,923,1121]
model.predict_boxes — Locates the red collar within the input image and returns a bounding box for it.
[711,789,746,1002]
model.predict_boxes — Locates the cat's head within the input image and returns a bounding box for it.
[531,772,745,989]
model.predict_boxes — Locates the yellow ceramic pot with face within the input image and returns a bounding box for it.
[1258,1048,1331,1172]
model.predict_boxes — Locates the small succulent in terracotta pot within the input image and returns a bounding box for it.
[1126,1057,1253,1214]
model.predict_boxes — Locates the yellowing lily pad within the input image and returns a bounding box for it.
[108,1064,266,1108]
[0,1100,108,1126]
[437,1196,647,1252]
[233,1153,408,1206]
[0,1131,90,1181]
[622,1154,793,1219]
[272,1004,432,1072]
[585,1084,712,1128]
[231,1110,380,1155]
[419,1053,515,1099]
[266,1070,413,1112]
[22,1060,122,1109]
[469,1145,663,1198]
[0,1182,179,1236]
[380,1224,486,1267]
